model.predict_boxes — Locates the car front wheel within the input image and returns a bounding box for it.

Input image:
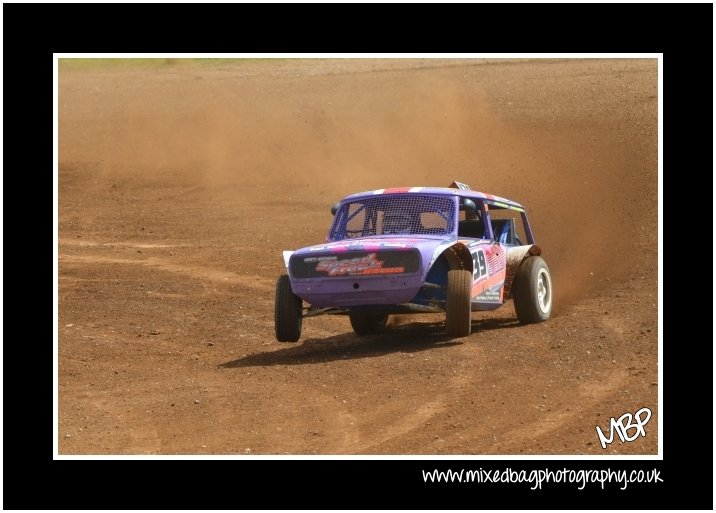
[274,274,302,342]
[446,269,472,337]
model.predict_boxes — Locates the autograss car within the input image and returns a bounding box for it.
[275,181,552,341]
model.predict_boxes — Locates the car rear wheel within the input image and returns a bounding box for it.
[349,312,388,336]
[513,256,552,324]
[446,269,472,337]
[274,274,302,342]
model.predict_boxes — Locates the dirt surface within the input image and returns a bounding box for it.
[58,58,658,455]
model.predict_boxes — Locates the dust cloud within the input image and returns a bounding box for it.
[59,59,657,310]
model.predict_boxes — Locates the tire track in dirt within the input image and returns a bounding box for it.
[486,369,629,454]
[320,340,479,453]
[59,252,275,292]
[61,239,187,249]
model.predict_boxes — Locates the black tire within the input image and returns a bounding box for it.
[349,312,388,336]
[446,269,472,337]
[274,274,302,342]
[513,256,552,324]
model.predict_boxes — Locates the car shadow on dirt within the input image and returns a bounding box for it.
[219,317,521,368]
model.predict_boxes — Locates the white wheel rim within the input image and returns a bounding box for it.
[537,268,552,314]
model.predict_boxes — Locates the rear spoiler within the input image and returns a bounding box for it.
[448,181,471,190]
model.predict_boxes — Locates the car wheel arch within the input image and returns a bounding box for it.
[421,243,474,300]
[505,244,543,298]
[441,242,474,273]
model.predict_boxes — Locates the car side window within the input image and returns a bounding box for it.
[457,219,485,238]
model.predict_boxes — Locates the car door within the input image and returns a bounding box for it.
[468,240,507,306]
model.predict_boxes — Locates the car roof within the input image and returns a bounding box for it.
[342,187,525,210]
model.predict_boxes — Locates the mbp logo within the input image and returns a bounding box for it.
[595,407,652,449]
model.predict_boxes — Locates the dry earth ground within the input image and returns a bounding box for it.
[58,58,658,455]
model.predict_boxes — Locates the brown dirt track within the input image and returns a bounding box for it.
[58,58,658,455]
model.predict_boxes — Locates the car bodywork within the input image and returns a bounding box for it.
[283,183,541,316]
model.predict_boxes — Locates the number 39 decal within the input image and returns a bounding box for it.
[472,249,487,280]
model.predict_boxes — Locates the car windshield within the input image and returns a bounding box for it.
[329,194,456,240]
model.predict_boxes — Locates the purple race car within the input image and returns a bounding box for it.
[275,181,552,341]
